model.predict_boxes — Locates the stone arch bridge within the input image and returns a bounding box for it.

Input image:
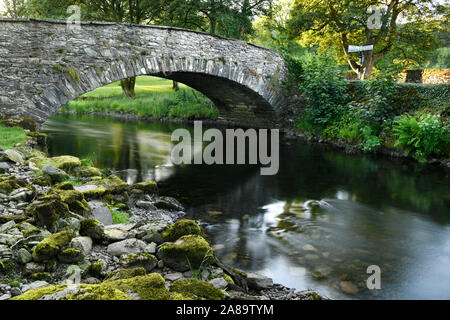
[0,19,299,128]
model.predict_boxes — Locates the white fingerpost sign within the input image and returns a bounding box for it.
[348,45,374,53]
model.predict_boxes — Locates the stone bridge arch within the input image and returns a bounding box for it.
[0,19,295,128]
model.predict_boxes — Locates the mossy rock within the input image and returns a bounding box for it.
[28,155,81,172]
[31,272,51,281]
[161,219,203,242]
[101,273,174,300]
[12,273,188,300]
[157,235,214,272]
[223,273,234,285]
[54,182,74,190]
[79,219,105,241]
[80,176,129,201]
[131,180,158,195]
[29,194,70,230]
[84,262,104,279]
[26,131,47,148]
[32,230,73,262]
[106,267,147,280]
[77,166,102,178]
[170,279,226,300]
[57,189,90,216]
[30,174,52,187]
[0,176,25,194]
[119,253,158,272]
[58,248,83,263]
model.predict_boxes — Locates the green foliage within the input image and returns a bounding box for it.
[187,249,214,281]
[360,126,382,152]
[296,53,347,128]
[393,114,449,161]
[110,207,131,224]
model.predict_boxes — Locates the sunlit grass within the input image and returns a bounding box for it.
[0,124,28,149]
[60,76,218,119]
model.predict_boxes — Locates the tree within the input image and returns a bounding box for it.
[287,0,448,79]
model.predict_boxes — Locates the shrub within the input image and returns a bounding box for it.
[393,113,449,161]
[361,125,382,152]
[296,53,348,128]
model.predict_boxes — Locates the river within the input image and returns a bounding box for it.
[42,114,450,300]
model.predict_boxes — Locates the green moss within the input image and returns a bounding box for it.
[0,176,22,194]
[161,219,203,242]
[102,273,173,300]
[32,230,73,261]
[157,235,214,271]
[30,174,52,187]
[80,218,104,241]
[54,182,74,190]
[82,187,107,200]
[28,155,81,172]
[106,267,147,280]
[58,189,90,216]
[58,248,83,263]
[66,284,132,300]
[170,279,226,300]
[131,180,158,194]
[77,166,102,178]
[10,284,66,300]
[81,176,129,200]
[85,262,103,278]
[29,194,70,229]
[31,272,51,281]
[223,273,234,285]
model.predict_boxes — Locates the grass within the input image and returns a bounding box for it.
[0,124,28,149]
[110,207,131,224]
[60,76,219,120]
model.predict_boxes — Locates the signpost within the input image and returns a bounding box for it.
[348,43,374,79]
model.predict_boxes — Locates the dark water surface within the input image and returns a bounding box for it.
[42,114,450,299]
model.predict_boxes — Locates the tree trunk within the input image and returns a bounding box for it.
[172,81,179,91]
[360,51,375,80]
[120,77,136,97]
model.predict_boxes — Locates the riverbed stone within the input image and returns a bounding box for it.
[106,238,151,256]
[79,219,105,242]
[89,201,113,225]
[4,149,24,164]
[17,248,32,264]
[246,273,273,290]
[42,164,68,183]
[0,162,10,173]
[70,236,93,256]
[208,277,228,290]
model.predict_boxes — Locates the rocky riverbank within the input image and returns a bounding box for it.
[0,118,325,300]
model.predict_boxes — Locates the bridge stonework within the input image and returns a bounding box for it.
[0,19,301,128]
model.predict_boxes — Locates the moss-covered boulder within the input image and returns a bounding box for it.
[11,273,178,300]
[119,252,158,272]
[29,194,70,230]
[84,262,104,279]
[54,189,90,216]
[0,176,26,194]
[130,180,158,195]
[77,166,102,178]
[170,279,226,300]
[32,230,73,262]
[157,235,214,272]
[29,155,81,172]
[77,176,129,201]
[161,219,203,242]
[80,219,105,242]
[57,248,83,263]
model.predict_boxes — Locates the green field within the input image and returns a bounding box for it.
[60,76,219,120]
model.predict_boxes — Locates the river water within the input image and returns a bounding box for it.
[42,114,450,300]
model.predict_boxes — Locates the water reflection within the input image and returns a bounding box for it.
[43,114,450,299]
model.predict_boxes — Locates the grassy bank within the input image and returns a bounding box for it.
[286,53,450,164]
[59,76,219,120]
[0,124,28,150]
